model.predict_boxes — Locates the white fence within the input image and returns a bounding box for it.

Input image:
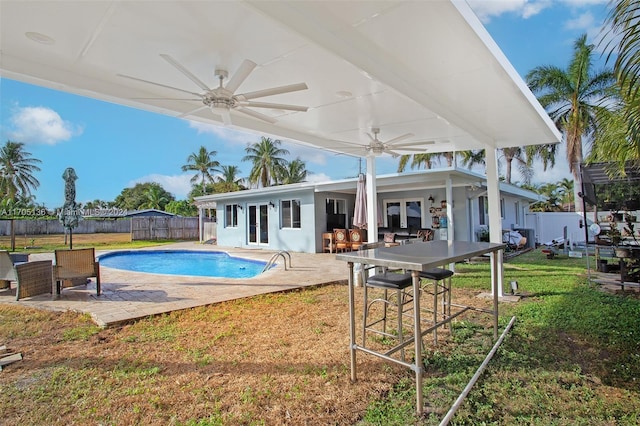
[525,212,595,246]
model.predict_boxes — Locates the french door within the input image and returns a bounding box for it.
[383,198,425,229]
[248,204,269,245]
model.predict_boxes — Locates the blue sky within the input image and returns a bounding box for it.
[0,0,612,209]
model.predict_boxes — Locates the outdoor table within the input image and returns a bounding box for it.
[336,240,505,416]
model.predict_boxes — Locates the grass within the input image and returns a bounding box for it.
[0,246,639,424]
[0,233,178,253]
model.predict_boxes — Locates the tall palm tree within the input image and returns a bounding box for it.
[242,137,289,187]
[0,140,42,201]
[181,146,220,194]
[278,158,307,184]
[458,149,486,170]
[526,34,616,211]
[602,0,640,155]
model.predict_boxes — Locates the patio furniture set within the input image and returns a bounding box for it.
[0,248,101,301]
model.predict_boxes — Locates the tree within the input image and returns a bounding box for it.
[242,137,289,188]
[0,140,42,201]
[397,151,455,173]
[602,0,640,158]
[216,165,246,191]
[277,158,307,184]
[557,178,575,211]
[500,147,532,184]
[526,34,616,211]
[114,182,175,210]
[181,146,220,195]
[141,184,170,210]
[165,200,197,217]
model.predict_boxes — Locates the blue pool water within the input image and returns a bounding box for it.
[98,250,269,279]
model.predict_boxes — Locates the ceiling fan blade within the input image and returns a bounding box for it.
[385,133,414,145]
[160,53,211,91]
[385,149,402,157]
[224,59,257,93]
[237,101,308,112]
[177,105,209,118]
[238,82,308,101]
[117,73,203,97]
[130,97,202,101]
[391,140,436,147]
[393,147,427,152]
[235,106,277,124]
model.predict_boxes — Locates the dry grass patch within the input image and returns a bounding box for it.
[0,284,411,425]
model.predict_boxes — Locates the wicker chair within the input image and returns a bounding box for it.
[54,248,101,296]
[15,260,53,301]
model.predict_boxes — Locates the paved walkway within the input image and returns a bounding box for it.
[0,242,349,327]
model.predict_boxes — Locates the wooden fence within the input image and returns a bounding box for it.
[131,217,199,241]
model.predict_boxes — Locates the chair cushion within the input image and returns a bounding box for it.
[367,272,412,289]
[419,268,454,280]
[383,233,396,243]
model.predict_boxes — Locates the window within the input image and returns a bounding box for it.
[281,199,301,228]
[500,198,505,219]
[479,196,488,225]
[515,201,521,225]
[225,204,239,227]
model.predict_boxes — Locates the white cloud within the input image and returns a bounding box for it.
[304,172,332,183]
[128,173,194,199]
[8,106,82,145]
[467,0,549,23]
[565,11,595,30]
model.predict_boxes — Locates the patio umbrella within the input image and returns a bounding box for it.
[353,174,367,228]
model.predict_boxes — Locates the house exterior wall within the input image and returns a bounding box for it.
[215,188,319,252]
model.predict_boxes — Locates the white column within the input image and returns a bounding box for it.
[198,207,204,243]
[366,155,378,244]
[445,176,454,241]
[485,147,505,296]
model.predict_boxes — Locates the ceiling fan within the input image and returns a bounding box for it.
[118,54,308,125]
[329,128,434,157]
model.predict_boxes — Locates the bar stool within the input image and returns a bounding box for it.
[359,242,414,361]
[400,239,454,345]
[419,267,454,345]
[362,267,413,361]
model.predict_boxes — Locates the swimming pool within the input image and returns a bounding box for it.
[98,250,270,279]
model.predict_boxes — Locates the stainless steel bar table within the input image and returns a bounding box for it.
[336,240,506,416]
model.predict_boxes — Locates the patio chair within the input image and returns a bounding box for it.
[416,228,434,242]
[54,248,101,296]
[15,260,53,301]
[0,250,17,290]
[334,229,351,252]
[349,228,364,251]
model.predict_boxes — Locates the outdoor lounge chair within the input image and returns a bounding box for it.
[0,250,17,290]
[54,248,101,296]
[15,260,53,301]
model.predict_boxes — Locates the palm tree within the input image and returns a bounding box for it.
[181,146,220,194]
[141,184,170,210]
[602,0,640,156]
[278,158,307,184]
[397,153,436,172]
[213,165,246,193]
[242,137,289,187]
[458,149,486,170]
[526,34,616,211]
[558,178,575,211]
[501,147,533,184]
[0,140,42,201]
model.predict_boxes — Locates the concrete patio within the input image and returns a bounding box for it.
[0,242,348,327]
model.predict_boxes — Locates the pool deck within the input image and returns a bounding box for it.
[0,242,349,327]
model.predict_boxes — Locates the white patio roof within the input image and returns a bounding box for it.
[0,0,560,155]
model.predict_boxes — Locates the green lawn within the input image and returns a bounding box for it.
[362,250,640,425]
